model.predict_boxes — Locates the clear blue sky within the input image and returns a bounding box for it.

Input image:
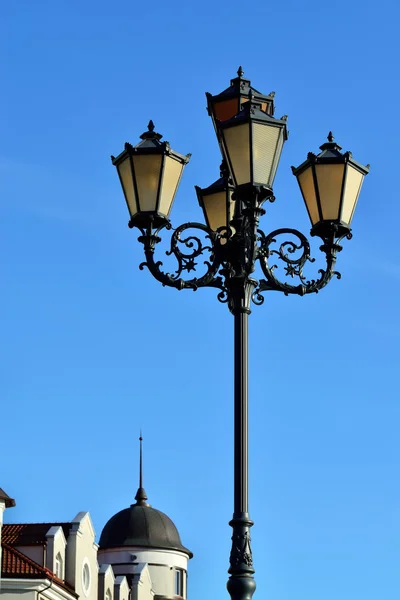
[1,2,399,599]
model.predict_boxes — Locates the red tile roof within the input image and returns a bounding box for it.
[2,523,72,546]
[1,542,50,576]
[1,543,78,597]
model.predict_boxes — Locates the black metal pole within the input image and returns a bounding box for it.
[234,311,249,514]
[227,307,256,600]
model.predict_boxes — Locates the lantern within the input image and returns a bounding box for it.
[292,132,369,238]
[111,121,190,228]
[217,100,288,193]
[195,161,235,234]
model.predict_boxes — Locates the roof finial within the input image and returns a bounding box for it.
[327,131,334,142]
[139,431,143,489]
[148,120,155,132]
[237,66,244,77]
[134,432,149,506]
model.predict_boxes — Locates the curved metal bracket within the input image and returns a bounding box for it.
[253,227,350,304]
[137,221,224,292]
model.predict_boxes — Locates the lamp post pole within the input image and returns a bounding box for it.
[228,306,255,600]
[111,70,369,600]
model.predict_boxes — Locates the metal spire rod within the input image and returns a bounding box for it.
[139,432,143,489]
[134,432,148,506]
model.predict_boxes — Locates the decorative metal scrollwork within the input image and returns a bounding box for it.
[230,531,253,568]
[134,212,352,312]
[137,221,224,292]
[253,227,346,304]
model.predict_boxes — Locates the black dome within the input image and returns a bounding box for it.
[99,502,193,558]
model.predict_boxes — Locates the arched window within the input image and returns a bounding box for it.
[105,588,112,600]
[55,552,63,579]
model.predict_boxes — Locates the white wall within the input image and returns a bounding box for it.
[98,564,115,600]
[65,512,99,600]
[46,526,67,578]
[13,544,45,564]
[0,578,75,600]
[98,547,189,599]
[114,575,130,600]
[131,563,154,600]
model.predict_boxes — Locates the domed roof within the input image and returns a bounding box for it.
[99,436,192,557]
[98,492,192,557]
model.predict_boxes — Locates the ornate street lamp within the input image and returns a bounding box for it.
[111,70,369,600]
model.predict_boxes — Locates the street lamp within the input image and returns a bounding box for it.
[111,69,369,600]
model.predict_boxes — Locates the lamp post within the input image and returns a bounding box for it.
[111,69,369,600]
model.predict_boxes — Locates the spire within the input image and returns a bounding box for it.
[134,433,149,506]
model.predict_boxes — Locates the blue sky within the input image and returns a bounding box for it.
[1,1,399,599]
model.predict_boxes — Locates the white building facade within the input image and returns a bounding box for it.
[1,483,192,600]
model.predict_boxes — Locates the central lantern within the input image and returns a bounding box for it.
[216,99,288,194]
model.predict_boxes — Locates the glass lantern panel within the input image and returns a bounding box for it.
[252,123,282,187]
[315,163,345,221]
[159,156,184,217]
[202,191,228,232]
[213,98,240,122]
[133,154,162,212]
[259,101,273,115]
[222,123,251,186]
[297,165,320,225]
[341,164,364,225]
[117,156,137,216]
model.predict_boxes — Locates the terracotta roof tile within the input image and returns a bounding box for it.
[1,543,49,576]
[1,543,78,597]
[2,523,72,545]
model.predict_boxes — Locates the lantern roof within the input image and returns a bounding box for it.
[292,132,370,175]
[206,67,276,118]
[217,97,288,137]
[111,121,190,164]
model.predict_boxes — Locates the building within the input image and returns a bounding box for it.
[1,450,192,600]
[1,512,100,600]
[0,488,16,586]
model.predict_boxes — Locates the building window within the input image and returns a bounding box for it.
[175,569,183,597]
[82,562,91,595]
[105,589,112,600]
[55,553,63,579]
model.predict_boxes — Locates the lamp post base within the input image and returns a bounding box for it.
[227,513,256,600]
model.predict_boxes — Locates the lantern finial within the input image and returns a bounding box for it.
[327,131,334,142]
[140,120,162,141]
[237,66,244,77]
